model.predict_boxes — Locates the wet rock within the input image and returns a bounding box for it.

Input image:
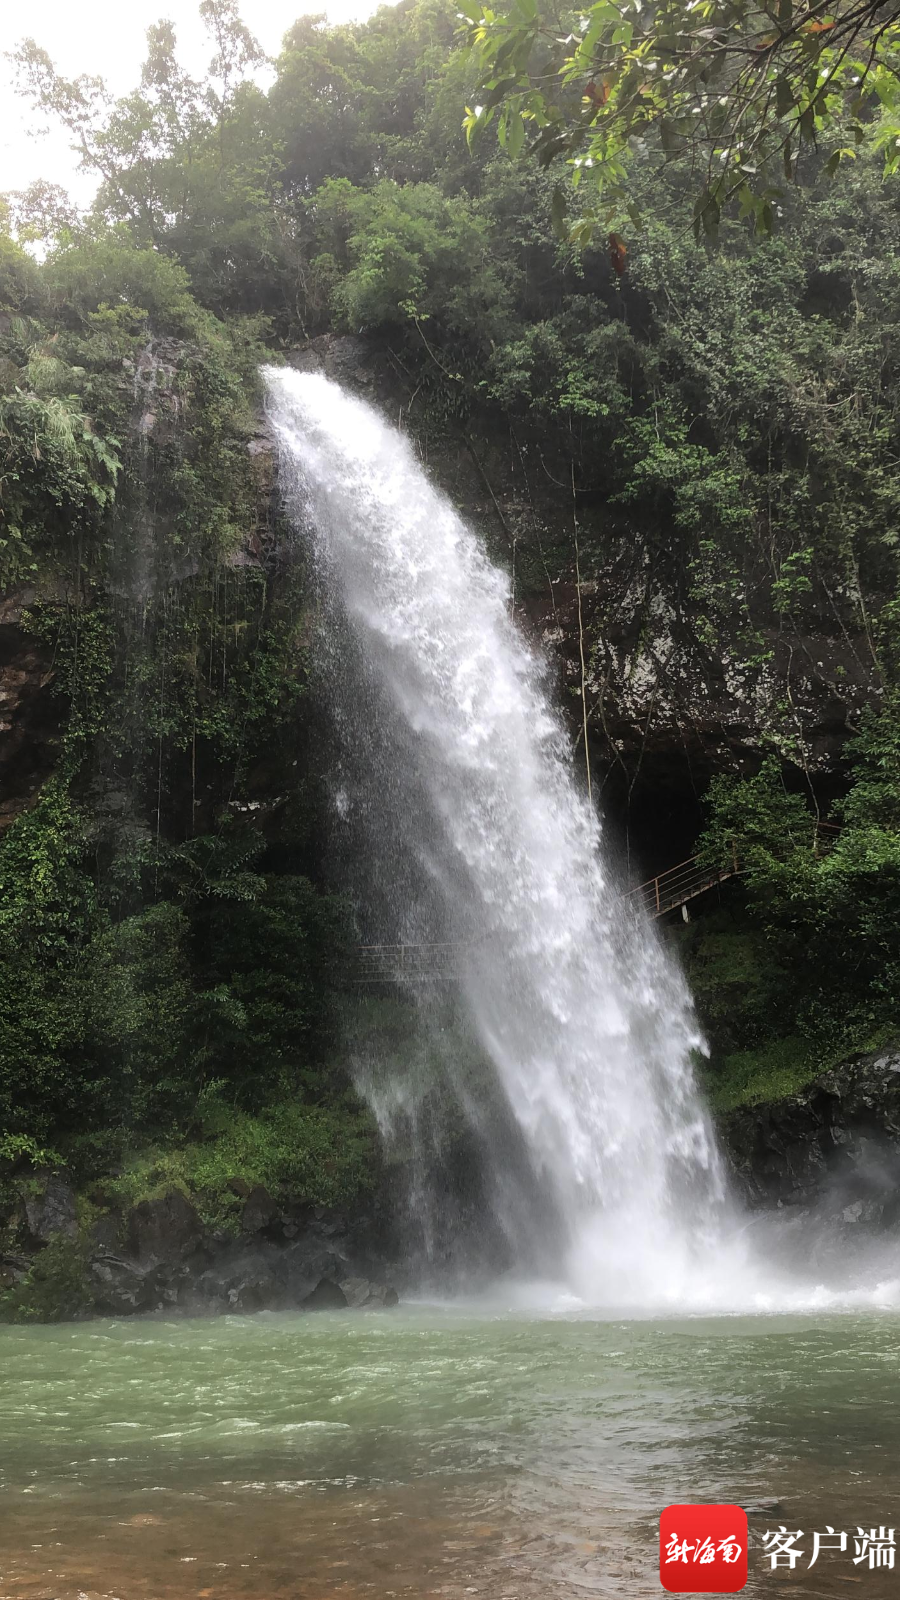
[280,1241,349,1305]
[224,1275,275,1313]
[312,1205,350,1238]
[89,1255,156,1317]
[23,1171,78,1244]
[720,1045,900,1220]
[89,1212,123,1253]
[5,1147,400,1320]
[839,1198,885,1227]
[247,434,275,459]
[338,1276,399,1309]
[183,1235,401,1316]
[301,1277,348,1310]
[0,1253,29,1289]
[188,1236,344,1314]
[241,1185,278,1235]
[287,335,374,393]
[126,1190,204,1265]
[192,1251,279,1314]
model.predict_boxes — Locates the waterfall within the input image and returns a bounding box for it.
[265,366,738,1307]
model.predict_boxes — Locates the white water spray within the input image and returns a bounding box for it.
[265,367,895,1313]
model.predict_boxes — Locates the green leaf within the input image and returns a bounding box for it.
[550,185,568,239]
[775,75,793,119]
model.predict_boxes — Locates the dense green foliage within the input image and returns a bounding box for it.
[10,0,900,643]
[684,604,900,1102]
[0,0,897,1244]
[0,1234,93,1324]
[685,630,896,1094]
[465,0,900,242]
[106,1092,376,1228]
[0,141,360,1195]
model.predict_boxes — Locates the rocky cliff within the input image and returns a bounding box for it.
[722,1045,900,1225]
[0,333,894,1323]
[1,1167,400,1321]
[0,330,878,865]
[284,335,879,872]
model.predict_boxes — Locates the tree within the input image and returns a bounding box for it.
[9,5,268,264]
[463,0,900,241]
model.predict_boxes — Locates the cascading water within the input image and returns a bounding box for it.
[265,365,748,1307]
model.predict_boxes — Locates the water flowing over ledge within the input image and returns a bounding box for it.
[263,366,900,1315]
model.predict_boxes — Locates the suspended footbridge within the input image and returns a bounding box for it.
[352,850,741,986]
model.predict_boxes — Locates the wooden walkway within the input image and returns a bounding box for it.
[353,850,740,984]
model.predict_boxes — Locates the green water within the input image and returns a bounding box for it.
[1,1306,898,1599]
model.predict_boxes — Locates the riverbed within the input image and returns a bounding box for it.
[1,1306,898,1599]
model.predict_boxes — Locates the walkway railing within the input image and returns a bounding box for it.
[351,825,841,984]
[355,940,468,985]
[352,850,740,983]
[622,847,740,920]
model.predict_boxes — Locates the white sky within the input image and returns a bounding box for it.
[0,0,384,206]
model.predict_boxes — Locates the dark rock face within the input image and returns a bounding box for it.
[126,1191,205,1265]
[720,1047,900,1227]
[72,1187,402,1320]
[339,1275,400,1309]
[241,1185,278,1235]
[89,1255,159,1317]
[302,1276,349,1310]
[23,1171,78,1245]
[0,607,63,830]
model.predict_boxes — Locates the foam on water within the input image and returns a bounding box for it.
[264,367,898,1315]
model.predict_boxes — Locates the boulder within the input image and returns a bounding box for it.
[241,1185,278,1235]
[338,1276,399,1309]
[23,1171,78,1244]
[280,1241,349,1305]
[89,1212,123,1253]
[224,1275,276,1313]
[89,1255,156,1317]
[0,1253,29,1290]
[126,1190,204,1265]
[301,1277,348,1310]
[192,1250,279,1314]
